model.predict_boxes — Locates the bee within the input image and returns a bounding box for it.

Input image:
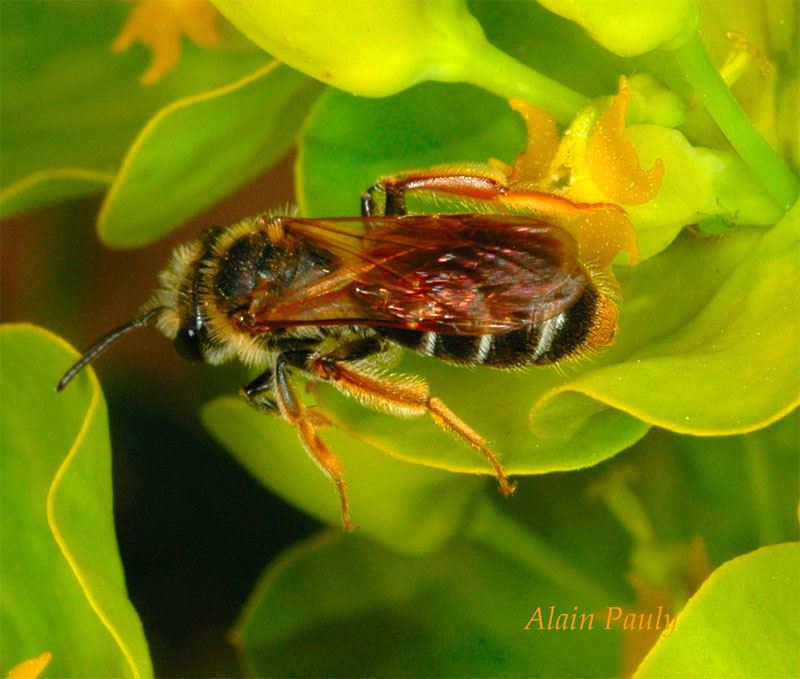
[58,179,619,530]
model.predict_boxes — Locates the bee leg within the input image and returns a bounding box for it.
[274,352,355,531]
[360,187,377,217]
[383,183,406,216]
[318,336,385,363]
[241,369,278,413]
[365,167,509,216]
[360,182,406,217]
[309,356,517,496]
[425,397,518,495]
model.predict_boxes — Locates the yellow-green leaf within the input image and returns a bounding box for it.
[0,324,151,678]
[533,201,800,444]
[98,62,321,247]
[636,542,800,678]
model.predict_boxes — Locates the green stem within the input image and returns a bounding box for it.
[674,31,799,210]
[742,435,784,546]
[593,471,655,546]
[454,40,588,125]
[466,499,620,605]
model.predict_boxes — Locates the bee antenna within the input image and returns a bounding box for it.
[56,307,164,392]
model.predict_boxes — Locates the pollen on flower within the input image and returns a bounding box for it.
[585,77,665,206]
[112,0,221,85]
[494,86,649,267]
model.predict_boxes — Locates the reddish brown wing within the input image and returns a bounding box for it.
[246,213,587,335]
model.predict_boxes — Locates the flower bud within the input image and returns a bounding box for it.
[538,0,696,56]
[212,0,490,96]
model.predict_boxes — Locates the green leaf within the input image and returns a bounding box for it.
[234,531,621,677]
[533,201,800,445]
[98,62,322,247]
[297,83,525,216]
[635,542,800,678]
[0,169,114,219]
[0,324,151,677]
[0,0,268,217]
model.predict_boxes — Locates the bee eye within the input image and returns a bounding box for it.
[173,324,205,362]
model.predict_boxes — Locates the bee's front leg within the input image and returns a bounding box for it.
[271,351,355,531]
[241,369,278,413]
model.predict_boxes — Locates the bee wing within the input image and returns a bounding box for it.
[245,214,587,335]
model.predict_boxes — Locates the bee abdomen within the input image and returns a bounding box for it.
[379,285,610,368]
[532,284,609,365]
[485,285,608,366]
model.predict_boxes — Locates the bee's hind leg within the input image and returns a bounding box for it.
[308,353,517,496]
[425,396,518,495]
[361,167,508,217]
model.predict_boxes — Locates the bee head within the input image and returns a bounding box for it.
[158,222,291,368]
[154,228,248,366]
[57,222,278,392]
[152,237,217,364]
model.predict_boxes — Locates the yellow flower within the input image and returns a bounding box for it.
[113,0,221,85]
[497,77,663,267]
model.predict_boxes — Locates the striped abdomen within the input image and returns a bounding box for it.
[377,285,616,368]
